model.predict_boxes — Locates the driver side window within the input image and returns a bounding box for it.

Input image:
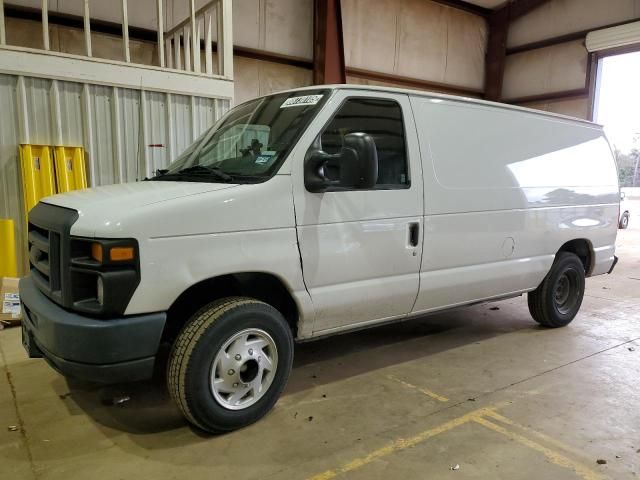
[319,98,409,189]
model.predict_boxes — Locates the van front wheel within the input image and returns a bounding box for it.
[167,297,294,433]
[528,252,585,328]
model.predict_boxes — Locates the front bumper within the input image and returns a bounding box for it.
[20,276,166,383]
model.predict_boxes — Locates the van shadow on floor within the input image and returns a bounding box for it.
[61,300,537,436]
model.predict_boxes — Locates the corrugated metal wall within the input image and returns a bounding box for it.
[0,73,230,275]
[0,75,23,274]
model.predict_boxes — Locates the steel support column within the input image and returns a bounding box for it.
[484,0,551,101]
[313,0,346,85]
[484,6,509,101]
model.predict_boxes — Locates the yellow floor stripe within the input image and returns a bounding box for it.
[485,410,588,460]
[386,375,449,402]
[306,406,498,480]
[473,417,601,480]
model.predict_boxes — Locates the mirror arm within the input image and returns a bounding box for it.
[304,150,338,193]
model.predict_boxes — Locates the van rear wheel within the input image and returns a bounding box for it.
[619,212,629,229]
[528,252,585,328]
[167,297,294,433]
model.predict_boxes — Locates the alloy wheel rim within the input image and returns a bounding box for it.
[210,328,278,410]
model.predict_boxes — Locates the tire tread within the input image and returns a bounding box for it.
[167,297,262,431]
[528,252,583,328]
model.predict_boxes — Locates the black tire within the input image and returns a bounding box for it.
[528,252,585,328]
[619,212,629,229]
[167,297,294,433]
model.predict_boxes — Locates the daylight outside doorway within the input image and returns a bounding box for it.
[595,50,640,189]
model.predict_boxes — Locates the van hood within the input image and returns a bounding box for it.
[40,176,293,239]
[43,181,238,212]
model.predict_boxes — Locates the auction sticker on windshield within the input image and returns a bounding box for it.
[280,95,323,108]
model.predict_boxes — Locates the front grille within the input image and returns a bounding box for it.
[28,226,60,291]
[28,203,79,307]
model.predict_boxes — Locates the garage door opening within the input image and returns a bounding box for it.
[594,50,640,188]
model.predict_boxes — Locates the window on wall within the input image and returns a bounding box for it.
[319,98,409,189]
[595,51,640,188]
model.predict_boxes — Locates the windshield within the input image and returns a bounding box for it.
[151,89,328,183]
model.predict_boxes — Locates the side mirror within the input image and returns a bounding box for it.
[304,132,378,192]
[339,133,378,189]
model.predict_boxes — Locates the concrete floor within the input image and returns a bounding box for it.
[2,202,640,480]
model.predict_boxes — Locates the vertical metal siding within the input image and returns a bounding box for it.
[145,91,168,176]
[57,82,84,146]
[0,72,230,276]
[193,96,218,137]
[0,75,19,219]
[0,74,26,274]
[89,84,117,186]
[171,93,194,158]
[23,77,53,144]
[117,88,142,182]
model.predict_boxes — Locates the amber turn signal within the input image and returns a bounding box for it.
[91,243,103,262]
[109,246,135,262]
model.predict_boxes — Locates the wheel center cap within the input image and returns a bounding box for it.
[555,276,570,304]
[239,359,259,384]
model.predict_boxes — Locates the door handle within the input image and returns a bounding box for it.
[408,222,420,247]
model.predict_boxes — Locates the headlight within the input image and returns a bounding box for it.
[70,237,140,316]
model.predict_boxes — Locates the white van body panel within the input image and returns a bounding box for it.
[410,96,618,314]
[44,175,314,331]
[40,85,619,341]
[290,90,424,334]
[44,181,239,237]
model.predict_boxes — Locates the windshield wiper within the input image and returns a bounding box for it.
[177,165,234,181]
[152,165,234,182]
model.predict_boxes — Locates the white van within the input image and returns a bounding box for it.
[20,85,620,432]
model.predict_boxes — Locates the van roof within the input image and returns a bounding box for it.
[277,84,602,129]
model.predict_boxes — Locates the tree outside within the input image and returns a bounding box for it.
[595,51,640,188]
[615,136,640,188]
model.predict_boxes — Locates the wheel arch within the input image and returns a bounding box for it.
[557,239,594,276]
[163,271,301,342]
